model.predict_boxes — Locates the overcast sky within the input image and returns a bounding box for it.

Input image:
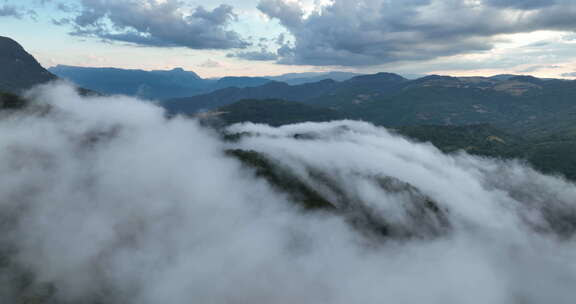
[1,0,576,78]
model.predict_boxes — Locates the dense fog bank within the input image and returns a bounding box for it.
[1,83,576,303]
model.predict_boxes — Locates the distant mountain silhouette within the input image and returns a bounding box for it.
[49,65,214,99]
[49,66,361,100]
[0,36,56,93]
[268,71,361,85]
[161,73,408,114]
[161,78,344,115]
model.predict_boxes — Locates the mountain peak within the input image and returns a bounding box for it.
[170,67,185,72]
[0,36,21,49]
[0,36,56,93]
[508,75,543,84]
[348,72,406,83]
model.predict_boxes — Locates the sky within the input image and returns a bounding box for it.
[1,0,576,78]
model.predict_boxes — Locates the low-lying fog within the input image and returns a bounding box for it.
[1,83,575,303]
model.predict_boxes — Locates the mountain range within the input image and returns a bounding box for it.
[164,72,576,132]
[48,65,360,100]
[2,35,576,180]
[171,73,576,179]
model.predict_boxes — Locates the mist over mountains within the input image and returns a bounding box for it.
[2,83,576,304]
[161,72,576,180]
[2,35,576,303]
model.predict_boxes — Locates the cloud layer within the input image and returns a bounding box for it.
[61,0,249,49]
[0,4,21,18]
[1,83,576,303]
[257,0,576,66]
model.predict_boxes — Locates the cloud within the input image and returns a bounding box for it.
[0,4,23,18]
[518,65,560,73]
[257,0,305,29]
[55,2,74,13]
[2,82,576,303]
[562,72,576,77]
[59,0,249,50]
[52,17,71,25]
[0,3,39,20]
[257,0,576,66]
[227,36,283,61]
[197,59,223,68]
[227,49,278,61]
[484,0,558,9]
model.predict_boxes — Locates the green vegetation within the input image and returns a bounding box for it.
[215,99,342,126]
[0,91,27,109]
[398,124,576,180]
[226,149,335,210]
[226,148,449,239]
[397,124,526,158]
[209,74,576,181]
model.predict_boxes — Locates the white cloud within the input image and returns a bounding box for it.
[197,59,224,68]
[58,0,250,49]
[1,83,576,302]
[256,0,576,66]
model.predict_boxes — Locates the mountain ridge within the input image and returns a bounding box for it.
[48,65,362,99]
[0,36,56,93]
[163,72,576,130]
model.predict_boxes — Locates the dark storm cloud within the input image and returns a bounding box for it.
[257,0,304,29]
[257,0,576,66]
[61,0,249,50]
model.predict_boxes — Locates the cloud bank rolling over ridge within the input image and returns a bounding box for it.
[1,83,576,303]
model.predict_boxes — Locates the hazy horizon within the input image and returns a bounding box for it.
[2,0,576,79]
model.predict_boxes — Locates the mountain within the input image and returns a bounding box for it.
[268,71,361,85]
[217,106,576,180]
[163,72,576,140]
[397,124,525,158]
[173,73,576,180]
[48,66,360,100]
[49,65,274,100]
[398,123,576,180]
[330,75,576,132]
[0,36,56,93]
[0,91,27,110]
[162,73,409,115]
[205,99,343,127]
[49,65,209,99]
[162,79,343,115]
[213,76,270,90]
